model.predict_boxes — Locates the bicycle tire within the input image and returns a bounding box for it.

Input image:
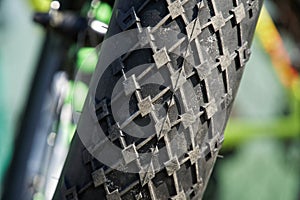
[53,0,262,199]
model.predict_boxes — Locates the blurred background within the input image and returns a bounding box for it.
[0,0,299,199]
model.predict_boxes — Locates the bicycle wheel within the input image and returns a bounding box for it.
[53,0,262,199]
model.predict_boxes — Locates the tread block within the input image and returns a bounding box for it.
[164,156,180,176]
[247,0,260,18]
[123,75,140,96]
[171,190,186,200]
[153,47,171,69]
[139,163,155,186]
[168,0,185,19]
[155,116,171,138]
[106,189,122,200]
[170,69,186,90]
[135,192,144,200]
[138,28,153,47]
[221,89,233,109]
[192,182,203,198]
[96,98,110,120]
[210,13,226,32]
[201,99,217,120]
[231,4,246,24]
[236,42,251,67]
[122,144,139,164]
[195,61,212,80]
[203,144,212,161]
[186,17,202,40]
[138,96,154,117]
[207,134,219,152]
[248,0,260,11]
[197,1,205,10]
[180,110,196,129]
[217,134,225,146]
[217,49,232,71]
[150,148,161,170]
[92,168,106,187]
[107,123,122,141]
[188,147,201,165]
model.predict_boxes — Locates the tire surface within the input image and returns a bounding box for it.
[53,0,262,199]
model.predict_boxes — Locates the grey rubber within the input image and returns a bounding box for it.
[53,0,262,199]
